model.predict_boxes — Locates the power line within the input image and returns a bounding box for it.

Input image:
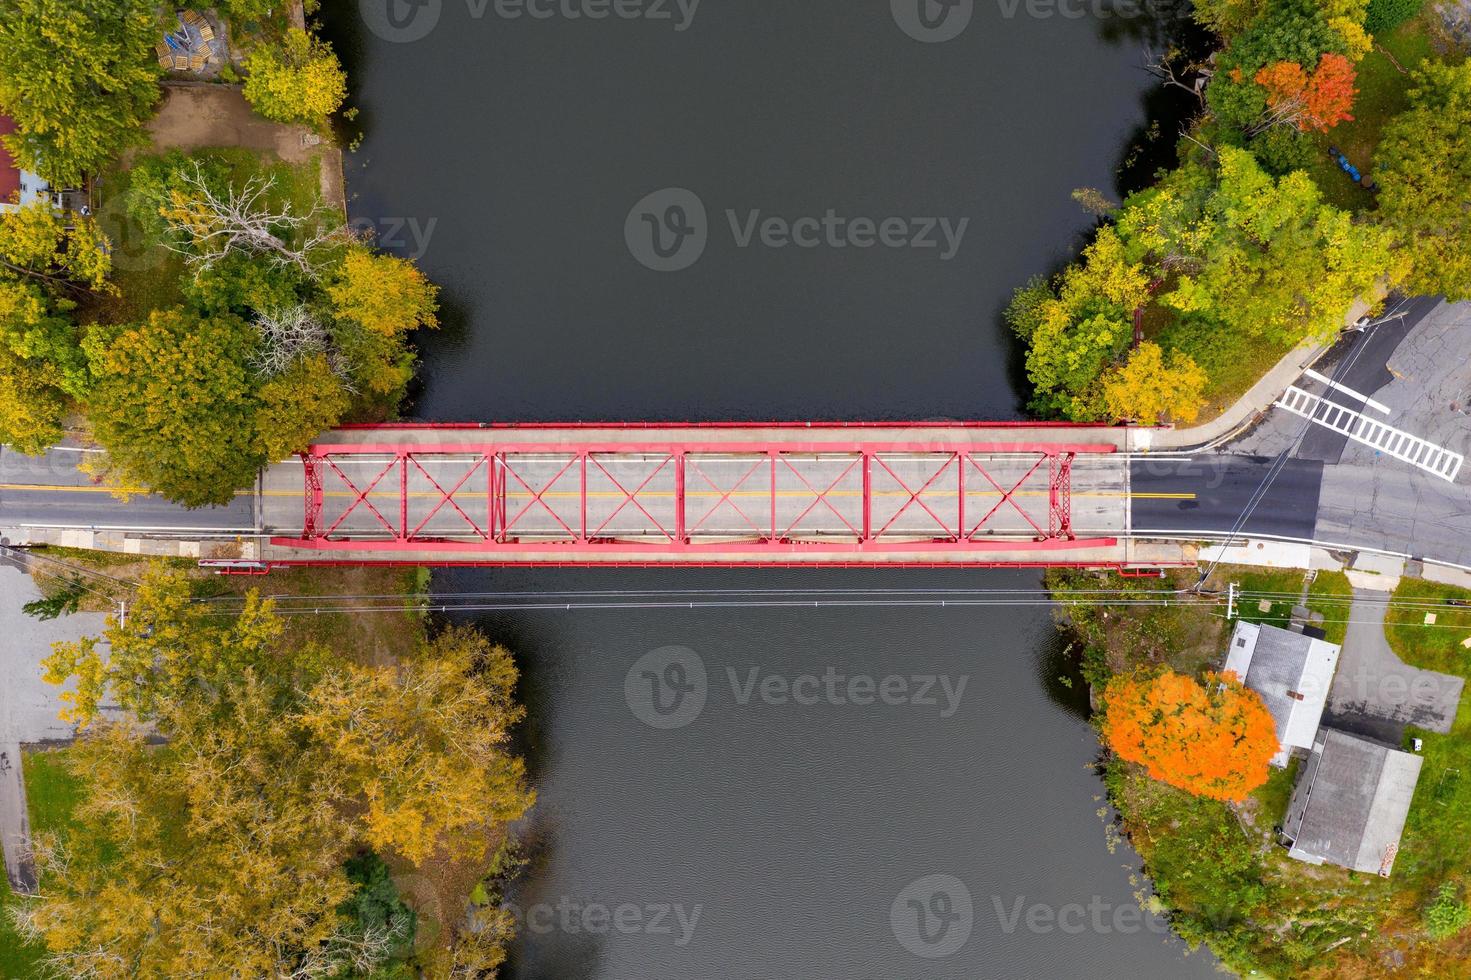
[1194,297,1415,590]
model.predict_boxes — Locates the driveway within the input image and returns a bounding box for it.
[1324,590,1465,744]
[0,564,109,895]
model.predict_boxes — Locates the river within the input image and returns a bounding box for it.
[323,1,1221,976]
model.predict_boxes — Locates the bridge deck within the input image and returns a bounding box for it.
[261,425,1137,565]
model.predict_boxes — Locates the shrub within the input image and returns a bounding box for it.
[1426,883,1471,940]
[1365,0,1423,35]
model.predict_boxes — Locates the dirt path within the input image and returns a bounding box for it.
[143,84,346,212]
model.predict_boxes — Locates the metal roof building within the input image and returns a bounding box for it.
[1282,728,1423,876]
[1223,620,1341,768]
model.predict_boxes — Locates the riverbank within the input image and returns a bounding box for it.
[1007,9,1462,430]
[1051,563,1471,976]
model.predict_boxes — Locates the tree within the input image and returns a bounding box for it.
[0,0,161,185]
[160,161,342,276]
[1375,61,1471,299]
[1100,669,1278,802]
[1426,882,1471,940]
[1365,0,1424,35]
[81,308,264,506]
[1102,342,1208,424]
[256,354,352,461]
[34,567,535,975]
[1118,149,1398,344]
[243,28,348,125]
[1254,54,1357,133]
[0,278,87,453]
[298,626,535,865]
[1006,227,1152,420]
[0,201,111,291]
[327,247,440,336]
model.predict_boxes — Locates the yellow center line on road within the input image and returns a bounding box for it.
[1,483,1196,501]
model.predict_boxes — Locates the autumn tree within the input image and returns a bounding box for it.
[0,279,87,453]
[81,309,265,505]
[1375,61,1471,299]
[1253,53,1357,132]
[0,201,111,291]
[1102,342,1208,424]
[31,567,536,974]
[1005,227,1152,420]
[0,0,161,185]
[243,28,348,125]
[298,626,533,865]
[327,246,441,336]
[1100,669,1278,802]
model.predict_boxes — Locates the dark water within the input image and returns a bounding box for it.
[322,0,1220,975]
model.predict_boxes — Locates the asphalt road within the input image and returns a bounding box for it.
[0,446,255,536]
[1297,294,1441,464]
[1130,455,1326,540]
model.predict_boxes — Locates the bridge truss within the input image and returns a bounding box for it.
[272,440,1118,558]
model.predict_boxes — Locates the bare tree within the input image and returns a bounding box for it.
[160,162,341,276]
[251,305,330,377]
[1143,46,1210,102]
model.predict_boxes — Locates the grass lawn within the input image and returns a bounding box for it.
[81,147,326,327]
[1306,569,1355,645]
[1384,579,1471,676]
[0,749,86,978]
[1228,567,1308,630]
[1307,17,1440,211]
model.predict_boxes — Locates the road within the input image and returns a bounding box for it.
[1,297,1468,566]
[1130,456,1325,540]
[0,444,255,537]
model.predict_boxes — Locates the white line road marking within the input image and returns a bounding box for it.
[1277,385,1464,482]
[1301,368,1391,415]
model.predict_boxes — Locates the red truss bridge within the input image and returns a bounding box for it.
[260,423,1146,566]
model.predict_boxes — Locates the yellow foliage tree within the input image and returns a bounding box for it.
[242,28,347,125]
[299,626,535,865]
[1101,342,1208,424]
[33,568,536,974]
[327,246,441,335]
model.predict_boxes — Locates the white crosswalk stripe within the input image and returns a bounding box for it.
[1277,385,1464,482]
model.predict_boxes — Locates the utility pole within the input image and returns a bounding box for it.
[1226,582,1239,621]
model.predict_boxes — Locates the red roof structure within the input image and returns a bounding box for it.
[0,114,20,201]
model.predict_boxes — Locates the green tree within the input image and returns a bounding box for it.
[1005,227,1152,420]
[0,0,162,184]
[242,28,348,125]
[1426,882,1471,940]
[1118,149,1397,344]
[81,308,264,506]
[1375,61,1471,299]
[0,279,87,453]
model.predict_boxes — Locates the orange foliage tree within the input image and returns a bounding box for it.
[1099,669,1278,802]
[1255,53,1357,132]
